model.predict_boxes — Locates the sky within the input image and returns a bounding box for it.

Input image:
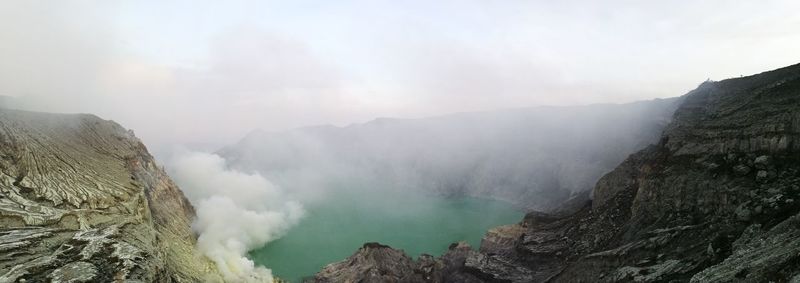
[1,0,799,151]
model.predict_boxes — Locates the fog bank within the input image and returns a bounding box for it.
[2,1,799,150]
[219,98,682,211]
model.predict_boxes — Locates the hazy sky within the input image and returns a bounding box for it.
[1,0,799,150]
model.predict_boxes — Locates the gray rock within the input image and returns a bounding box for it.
[47,261,97,283]
[733,164,751,176]
[314,242,423,283]
[0,109,222,282]
[314,242,484,283]
[754,155,772,169]
[757,170,769,182]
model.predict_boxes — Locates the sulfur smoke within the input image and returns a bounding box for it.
[167,150,304,282]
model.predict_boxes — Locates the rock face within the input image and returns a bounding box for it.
[313,242,484,283]
[313,63,800,282]
[0,109,221,282]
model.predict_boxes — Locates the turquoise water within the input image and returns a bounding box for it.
[248,190,523,282]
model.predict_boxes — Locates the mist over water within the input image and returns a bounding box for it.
[219,99,681,211]
[1,2,799,283]
[159,99,682,282]
[189,100,681,282]
[167,149,523,283]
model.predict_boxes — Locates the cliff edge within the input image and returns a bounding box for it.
[0,109,222,282]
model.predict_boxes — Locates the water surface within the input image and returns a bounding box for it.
[248,190,523,282]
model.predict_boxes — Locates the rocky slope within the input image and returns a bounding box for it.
[220,98,680,211]
[0,109,222,282]
[312,63,800,282]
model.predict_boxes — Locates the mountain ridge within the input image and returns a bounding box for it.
[311,62,800,282]
[240,97,680,138]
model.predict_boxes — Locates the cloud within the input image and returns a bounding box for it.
[1,0,799,151]
[167,150,304,282]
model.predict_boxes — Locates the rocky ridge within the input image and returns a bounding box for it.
[313,63,800,282]
[0,109,222,282]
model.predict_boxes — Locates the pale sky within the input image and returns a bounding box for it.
[1,0,799,151]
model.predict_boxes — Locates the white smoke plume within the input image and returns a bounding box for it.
[167,150,304,282]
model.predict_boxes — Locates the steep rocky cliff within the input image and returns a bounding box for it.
[0,109,222,282]
[313,63,800,282]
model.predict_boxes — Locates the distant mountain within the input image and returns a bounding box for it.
[219,97,681,211]
[313,63,800,282]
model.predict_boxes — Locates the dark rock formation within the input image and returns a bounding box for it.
[314,242,421,283]
[313,242,485,283]
[313,63,800,282]
[0,109,222,282]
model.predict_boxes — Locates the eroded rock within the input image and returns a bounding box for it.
[0,109,222,282]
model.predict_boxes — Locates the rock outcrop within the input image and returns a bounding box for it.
[313,63,800,282]
[0,109,222,282]
[313,242,484,283]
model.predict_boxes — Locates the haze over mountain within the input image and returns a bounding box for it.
[219,98,681,210]
[312,61,800,283]
[2,1,800,283]
[1,1,799,152]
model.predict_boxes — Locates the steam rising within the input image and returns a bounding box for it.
[168,150,304,282]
